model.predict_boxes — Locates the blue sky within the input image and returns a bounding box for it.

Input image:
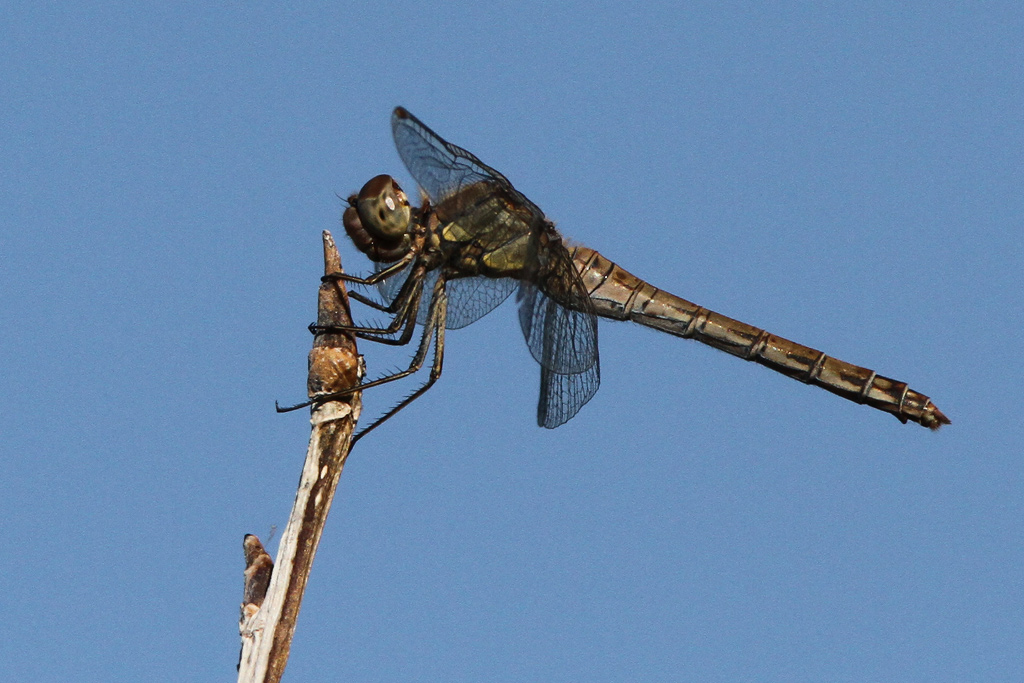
[2,2,1021,681]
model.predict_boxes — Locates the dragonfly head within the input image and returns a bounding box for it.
[343,175,413,263]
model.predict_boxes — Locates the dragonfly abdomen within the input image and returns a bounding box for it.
[571,247,949,429]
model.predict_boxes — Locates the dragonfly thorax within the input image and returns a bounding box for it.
[343,174,414,263]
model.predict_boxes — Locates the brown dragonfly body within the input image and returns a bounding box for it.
[303,107,948,439]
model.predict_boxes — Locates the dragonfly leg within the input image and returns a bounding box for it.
[314,252,419,319]
[311,269,425,341]
[344,262,421,314]
[280,277,445,414]
[321,251,416,288]
[353,281,448,444]
[354,290,422,347]
[347,290,392,312]
[310,313,413,339]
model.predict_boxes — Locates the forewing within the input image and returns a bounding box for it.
[392,107,519,205]
[390,107,542,327]
[392,107,600,425]
[392,107,547,253]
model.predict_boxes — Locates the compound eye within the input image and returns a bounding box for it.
[356,175,411,240]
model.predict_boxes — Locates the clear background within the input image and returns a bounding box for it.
[2,3,1020,681]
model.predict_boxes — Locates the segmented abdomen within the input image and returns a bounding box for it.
[570,247,949,429]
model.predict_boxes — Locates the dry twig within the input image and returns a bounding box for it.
[238,231,362,682]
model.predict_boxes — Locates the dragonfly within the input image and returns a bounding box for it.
[294,106,949,441]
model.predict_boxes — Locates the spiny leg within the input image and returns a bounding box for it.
[312,266,426,341]
[342,259,421,314]
[347,290,392,312]
[320,251,415,288]
[283,277,444,412]
[353,279,448,444]
[277,281,430,413]
[354,284,422,347]
[314,251,418,322]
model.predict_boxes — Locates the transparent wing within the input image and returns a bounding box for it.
[376,262,515,330]
[392,107,600,426]
[517,240,601,427]
[517,246,600,375]
[392,107,544,253]
[518,282,598,374]
[444,276,517,329]
[537,362,601,429]
[518,286,600,427]
[392,107,526,206]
